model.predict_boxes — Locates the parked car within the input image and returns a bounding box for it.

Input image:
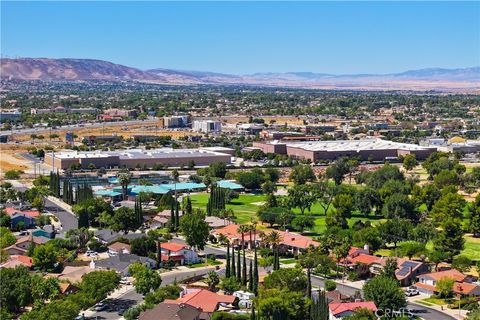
[405,288,419,296]
[93,303,107,311]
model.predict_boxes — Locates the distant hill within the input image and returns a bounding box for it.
[1,58,479,91]
[0,58,159,81]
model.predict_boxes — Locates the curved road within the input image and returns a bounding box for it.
[310,276,457,320]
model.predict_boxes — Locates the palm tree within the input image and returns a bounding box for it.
[117,172,132,200]
[206,270,219,292]
[66,228,93,249]
[238,224,250,285]
[266,231,281,270]
[300,247,319,297]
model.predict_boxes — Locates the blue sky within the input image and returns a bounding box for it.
[1,1,479,74]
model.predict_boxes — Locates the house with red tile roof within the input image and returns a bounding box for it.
[4,207,40,218]
[415,269,480,297]
[164,289,236,319]
[5,207,40,229]
[212,224,318,252]
[329,301,377,319]
[276,230,320,253]
[211,224,260,247]
[341,252,428,286]
[160,242,199,265]
[0,255,33,269]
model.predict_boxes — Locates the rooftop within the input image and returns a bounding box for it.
[329,301,377,316]
[51,148,231,160]
[284,139,432,152]
[164,289,236,313]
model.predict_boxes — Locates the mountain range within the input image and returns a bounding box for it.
[1,58,479,91]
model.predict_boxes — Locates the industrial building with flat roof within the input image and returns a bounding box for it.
[44,148,232,170]
[253,139,436,162]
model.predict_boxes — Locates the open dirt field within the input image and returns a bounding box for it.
[0,145,32,173]
[12,122,200,143]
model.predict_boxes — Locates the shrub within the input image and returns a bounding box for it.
[325,280,337,291]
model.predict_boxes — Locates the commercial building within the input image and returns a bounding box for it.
[44,148,232,170]
[31,106,98,114]
[252,139,435,162]
[236,123,264,135]
[192,120,222,133]
[164,115,189,128]
[0,109,21,122]
[97,108,137,121]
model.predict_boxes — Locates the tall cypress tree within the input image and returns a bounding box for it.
[237,246,241,281]
[68,183,74,204]
[174,201,179,231]
[78,207,89,228]
[253,247,259,295]
[248,260,253,292]
[226,242,231,278]
[250,305,256,320]
[231,244,236,278]
[169,202,175,232]
[62,180,68,202]
[185,196,192,215]
[310,289,329,320]
[242,245,247,286]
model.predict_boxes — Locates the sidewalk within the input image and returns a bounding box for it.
[408,295,466,319]
[46,195,74,214]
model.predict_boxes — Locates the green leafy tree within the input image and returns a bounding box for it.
[403,154,418,171]
[179,210,210,250]
[430,191,466,224]
[287,184,316,215]
[0,266,34,313]
[111,207,141,234]
[128,262,162,295]
[290,165,316,185]
[80,270,121,301]
[434,218,465,259]
[452,255,472,273]
[264,268,308,293]
[363,276,406,310]
[398,241,426,260]
[436,277,455,298]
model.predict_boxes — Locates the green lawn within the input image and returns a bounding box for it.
[190,193,266,224]
[422,297,450,305]
[190,192,385,234]
[463,235,480,260]
[280,258,297,265]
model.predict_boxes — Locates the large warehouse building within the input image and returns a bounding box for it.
[45,148,232,170]
[252,139,436,162]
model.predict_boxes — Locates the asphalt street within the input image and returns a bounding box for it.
[311,276,457,320]
[44,197,78,237]
[89,267,218,319]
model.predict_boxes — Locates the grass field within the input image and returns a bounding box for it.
[190,193,267,224]
[190,192,385,234]
[373,236,480,261]
[463,235,480,260]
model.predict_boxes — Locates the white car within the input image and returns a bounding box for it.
[85,250,98,257]
[405,288,419,296]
